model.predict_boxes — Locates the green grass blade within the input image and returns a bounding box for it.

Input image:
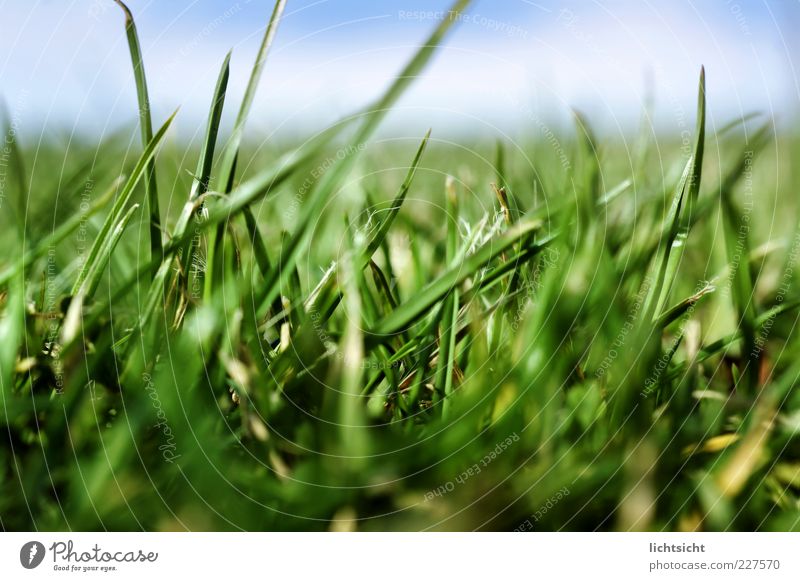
[113,0,163,262]
[191,51,232,201]
[207,0,288,285]
[82,136,333,323]
[216,0,287,191]
[333,241,370,466]
[363,129,431,261]
[641,67,706,322]
[656,282,715,328]
[78,203,140,298]
[435,178,460,417]
[179,51,232,314]
[368,260,399,311]
[371,219,541,339]
[71,110,177,296]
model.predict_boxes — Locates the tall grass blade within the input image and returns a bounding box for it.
[113,0,163,262]
[642,67,706,322]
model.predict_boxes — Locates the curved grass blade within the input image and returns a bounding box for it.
[133,141,333,333]
[665,297,800,382]
[113,0,163,262]
[271,132,433,341]
[368,260,399,311]
[60,204,141,346]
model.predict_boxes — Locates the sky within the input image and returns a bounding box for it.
[1,0,798,142]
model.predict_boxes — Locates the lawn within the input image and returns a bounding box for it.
[2,0,800,531]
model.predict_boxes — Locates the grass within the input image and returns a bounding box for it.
[2,0,800,531]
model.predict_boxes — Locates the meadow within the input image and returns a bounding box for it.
[2,0,800,531]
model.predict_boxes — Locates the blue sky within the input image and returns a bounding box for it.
[1,0,798,141]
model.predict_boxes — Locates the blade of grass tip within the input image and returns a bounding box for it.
[363,129,431,261]
[216,0,287,191]
[682,125,769,239]
[208,0,288,282]
[653,67,706,318]
[494,140,516,211]
[113,0,163,263]
[492,179,529,311]
[598,179,633,206]
[656,282,715,329]
[494,182,512,225]
[495,139,505,185]
[256,0,473,318]
[628,123,764,288]
[371,219,541,340]
[641,67,706,322]
[71,110,177,296]
[191,51,232,203]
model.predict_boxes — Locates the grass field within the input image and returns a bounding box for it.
[2,0,800,531]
